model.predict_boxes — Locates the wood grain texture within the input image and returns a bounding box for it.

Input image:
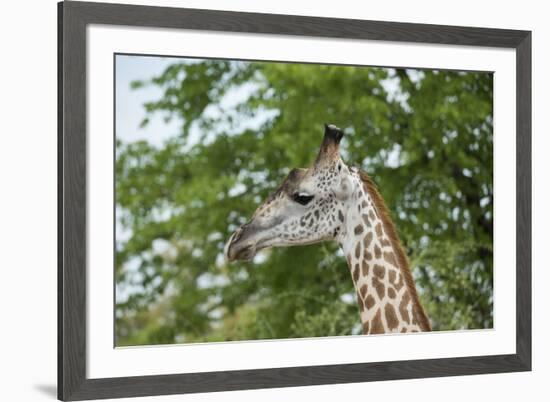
[515,33,532,370]
[59,1,87,399]
[58,1,532,400]
[68,1,528,47]
[66,354,526,401]
[57,2,64,398]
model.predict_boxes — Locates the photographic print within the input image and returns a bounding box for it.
[115,54,493,346]
[59,5,531,399]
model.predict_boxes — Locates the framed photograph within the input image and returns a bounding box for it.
[58,1,531,400]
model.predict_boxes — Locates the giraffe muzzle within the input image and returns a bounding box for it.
[225,225,258,262]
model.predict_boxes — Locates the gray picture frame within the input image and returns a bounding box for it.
[58,1,532,400]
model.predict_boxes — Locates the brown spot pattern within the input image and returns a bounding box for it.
[354,224,364,235]
[380,238,391,247]
[362,214,371,227]
[372,276,385,299]
[355,242,361,259]
[385,304,399,330]
[374,244,382,259]
[383,251,397,267]
[375,223,383,237]
[373,264,385,279]
[359,284,368,299]
[361,261,369,276]
[365,295,375,309]
[412,313,419,326]
[353,264,360,282]
[362,321,370,334]
[388,287,396,299]
[358,170,431,332]
[391,272,404,290]
[357,293,365,312]
[370,309,384,334]
[363,232,373,249]
[399,292,411,324]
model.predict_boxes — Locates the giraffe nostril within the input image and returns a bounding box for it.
[225,226,250,261]
[231,231,239,243]
[225,222,263,262]
[231,226,246,244]
[224,232,238,260]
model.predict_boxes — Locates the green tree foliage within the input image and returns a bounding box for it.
[115,59,493,345]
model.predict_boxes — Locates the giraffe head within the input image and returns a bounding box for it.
[225,124,355,261]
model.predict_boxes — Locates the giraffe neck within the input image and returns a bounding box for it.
[337,172,430,334]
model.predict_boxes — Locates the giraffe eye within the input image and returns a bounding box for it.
[292,192,314,206]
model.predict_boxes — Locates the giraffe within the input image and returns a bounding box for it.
[225,124,431,335]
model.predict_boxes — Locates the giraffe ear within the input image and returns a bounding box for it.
[316,123,344,164]
[334,174,352,200]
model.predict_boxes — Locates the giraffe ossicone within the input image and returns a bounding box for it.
[225,124,431,335]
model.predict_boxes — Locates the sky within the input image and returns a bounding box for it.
[115,54,278,151]
[115,55,182,146]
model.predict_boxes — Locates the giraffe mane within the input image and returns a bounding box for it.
[359,170,432,331]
